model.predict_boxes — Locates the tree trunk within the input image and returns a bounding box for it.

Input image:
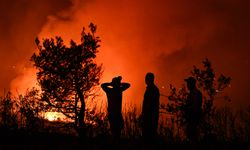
[77,88,85,137]
[79,97,85,127]
[74,94,79,129]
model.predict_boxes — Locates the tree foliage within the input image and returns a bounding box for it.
[0,88,45,131]
[31,23,102,131]
[162,58,231,138]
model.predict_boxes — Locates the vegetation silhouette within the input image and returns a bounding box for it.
[161,58,233,146]
[141,72,160,143]
[31,23,102,136]
[101,76,130,141]
[0,67,249,150]
[0,21,249,149]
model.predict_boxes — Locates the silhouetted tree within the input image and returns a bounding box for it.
[31,23,102,134]
[0,92,18,129]
[162,58,231,141]
[0,88,44,132]
[191,58,231,138]
[18,88,45,130]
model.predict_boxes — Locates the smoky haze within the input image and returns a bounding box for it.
[0,0,73,94]
[0,0,249,110]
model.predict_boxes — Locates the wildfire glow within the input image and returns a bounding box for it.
[44,112,66,121]
[1,0,249,111]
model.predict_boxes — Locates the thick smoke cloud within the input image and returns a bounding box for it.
[0,0,73,94]
[1,0,249,109]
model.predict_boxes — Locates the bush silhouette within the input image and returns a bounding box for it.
[161,58,232,142]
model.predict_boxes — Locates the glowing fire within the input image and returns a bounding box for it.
[44,112,66,121]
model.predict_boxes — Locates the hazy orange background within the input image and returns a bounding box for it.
[1,0,250,111]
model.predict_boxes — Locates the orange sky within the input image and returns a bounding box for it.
[0,0,250,111]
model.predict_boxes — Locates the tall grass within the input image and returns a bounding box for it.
[0,89,249,145]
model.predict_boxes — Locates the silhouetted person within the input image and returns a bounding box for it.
[101,76,130,140]
[184,76,203,149]
[141,72,160,142]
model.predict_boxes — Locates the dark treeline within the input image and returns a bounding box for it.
[0,61,249,150]
[0,23,249,150]
[0,84,249,150]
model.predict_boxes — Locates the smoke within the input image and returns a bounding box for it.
[0,0,73,94]
[1,0,249,109]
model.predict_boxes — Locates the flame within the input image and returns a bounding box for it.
[44,112,66,121]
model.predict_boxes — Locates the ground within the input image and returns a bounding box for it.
[0,131,248,150]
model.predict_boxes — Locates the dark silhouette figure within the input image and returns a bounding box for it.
[101,76,130,140]
[141,72,160,142]
[184,76,203,148]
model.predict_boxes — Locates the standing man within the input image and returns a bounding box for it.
[141,72,160,142]
[101,76,130,140]
[184,76,203,148]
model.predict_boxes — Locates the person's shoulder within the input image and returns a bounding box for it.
[154,84,160,93]
[156,85,160,91]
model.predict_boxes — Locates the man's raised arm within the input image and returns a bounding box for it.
[101,82,112,92]
[120,83,130,91]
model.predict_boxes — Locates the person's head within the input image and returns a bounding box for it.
[111,76,122,87]
[185,76,197,90]
[145,72,155,85]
